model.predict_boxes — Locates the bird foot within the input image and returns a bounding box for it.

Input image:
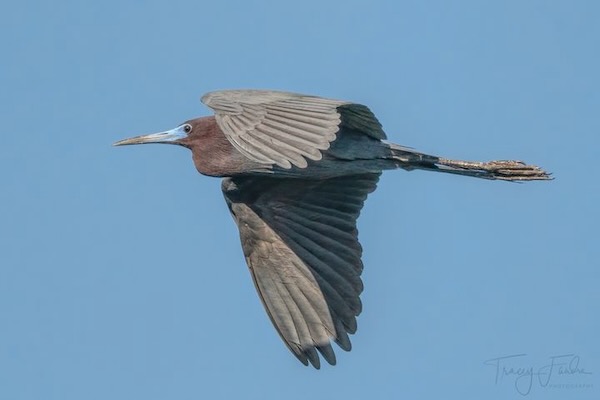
[438,158,552,181]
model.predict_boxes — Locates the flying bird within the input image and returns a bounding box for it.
[114,89,550,368]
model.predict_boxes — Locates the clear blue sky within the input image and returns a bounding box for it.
[1,1,598,399]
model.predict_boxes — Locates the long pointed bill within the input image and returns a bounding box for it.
[113,126,187,146]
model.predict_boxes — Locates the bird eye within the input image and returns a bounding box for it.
[182,124,192,134]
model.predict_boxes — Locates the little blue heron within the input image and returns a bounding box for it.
[115,89,550,368]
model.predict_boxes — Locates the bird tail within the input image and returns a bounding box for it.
[388,143,552,181]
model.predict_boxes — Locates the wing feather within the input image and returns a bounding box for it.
[222,173,379,367]
[202,90,384,168]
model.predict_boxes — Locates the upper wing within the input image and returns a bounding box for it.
[202,89,385,169]
[222,173,380,368]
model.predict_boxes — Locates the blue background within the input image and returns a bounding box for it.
[1,1,598,399]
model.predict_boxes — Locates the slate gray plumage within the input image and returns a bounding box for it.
[115,89,550,368]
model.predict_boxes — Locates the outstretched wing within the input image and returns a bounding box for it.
[222,173,380,368]
[202,89,385,169]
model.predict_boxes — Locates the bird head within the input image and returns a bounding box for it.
[113,121,196,147]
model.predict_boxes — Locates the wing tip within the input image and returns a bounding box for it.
[296,343,339,369]
[317,343,337,366]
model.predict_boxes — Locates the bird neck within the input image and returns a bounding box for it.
[191,117,266,177]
